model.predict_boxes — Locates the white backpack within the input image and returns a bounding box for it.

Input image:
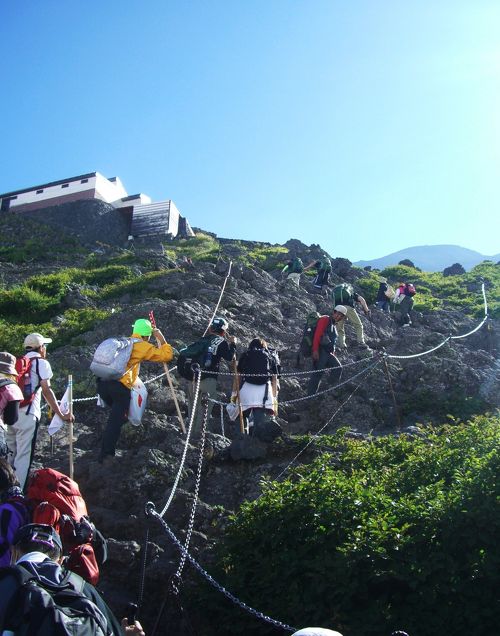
[90,337,140,380]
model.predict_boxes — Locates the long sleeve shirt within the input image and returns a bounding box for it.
[119,334,174,389]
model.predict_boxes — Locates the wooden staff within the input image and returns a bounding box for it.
[232,358,245,435]
[68,375,74,479]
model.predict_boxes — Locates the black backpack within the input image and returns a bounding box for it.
[239,348,275,385]
[177,335,223,381]
[0,564,111,636]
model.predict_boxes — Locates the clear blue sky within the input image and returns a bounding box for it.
[1,1,499,261]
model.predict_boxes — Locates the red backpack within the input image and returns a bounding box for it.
[15,355,41,409]
[26,468,107,585]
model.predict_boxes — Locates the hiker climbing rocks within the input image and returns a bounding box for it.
[304,256,332,293]
[0,459,29,568]
[0,523,144,635]
[375,277,394,312]
[179,317,237,435]
[281,256,304,286]
[237,338,281,441]
[307,306,345,396]
[6,333,74,490]
[393,282,416,327]
[332,284,371,350]
[0,352,23,456]
[95,318,174,462]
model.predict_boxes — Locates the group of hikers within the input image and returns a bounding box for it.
[0,257,419,634]
[282,255,417,327]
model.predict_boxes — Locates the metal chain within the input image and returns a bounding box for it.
[158,372,201,517]
[171,396,209,593]
[145,504,296,633]
[137,527,149,610]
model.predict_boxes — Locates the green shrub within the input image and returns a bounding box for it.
[201,417,500,636]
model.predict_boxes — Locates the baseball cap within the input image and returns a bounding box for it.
[24,333,53,349]
[132,319,153,336]
[0,352,18,376]
[333,305,347,316]
[13,523,63,552]
[211,317,229,332]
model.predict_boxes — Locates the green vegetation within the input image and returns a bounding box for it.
[163,232,220,263]
[203,417,499,636]
[357,262,499,318]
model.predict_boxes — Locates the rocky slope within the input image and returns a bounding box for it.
[24,247,499,634]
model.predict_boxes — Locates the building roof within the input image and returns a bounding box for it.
[0,172,99,199]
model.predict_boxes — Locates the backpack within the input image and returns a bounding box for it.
[318,258,332,273]
[405,283,416,296]
[239,349,275,385]
[332,283,354,306]
[290,257,304,274]
[26,469,107,586]
[298,312,321,358]
[15,356,41,409]
[0,564,111,636]
[177,335,224,381]
[89,337,140,381]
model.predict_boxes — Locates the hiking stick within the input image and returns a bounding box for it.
[232,359,245,435]
[68,375,74,479]
[271,375,278,415]
[149,311,186,435]
[382,357,402,430]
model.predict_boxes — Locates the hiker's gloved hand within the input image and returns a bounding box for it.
[312,350,319,361]
[152,328,166,344]
[121,618,145,635]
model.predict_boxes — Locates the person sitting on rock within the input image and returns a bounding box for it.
[97,318,174,463]
[307,306,345,396]
[0,523,144,635]
[237,338,281,441]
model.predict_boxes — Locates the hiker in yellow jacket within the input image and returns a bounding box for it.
[97,318,173,462]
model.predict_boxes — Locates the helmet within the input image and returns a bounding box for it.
[211,317,229,333]
[132,318,153,336]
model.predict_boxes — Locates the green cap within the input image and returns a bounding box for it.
[132,318,153,336]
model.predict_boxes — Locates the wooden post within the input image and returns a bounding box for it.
[68,375,74,479]
[383,358,402,430]
[232,359,245,435]
[163,362,186,435]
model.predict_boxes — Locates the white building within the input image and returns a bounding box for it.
[0,172,194,238]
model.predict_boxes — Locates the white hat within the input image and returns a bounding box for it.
[333,305,347,316]
[24,333,53,349]
[292,629,343,636]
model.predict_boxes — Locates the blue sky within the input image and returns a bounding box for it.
[1,1,499,261]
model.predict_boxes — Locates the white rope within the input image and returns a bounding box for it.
[202,260,233,336]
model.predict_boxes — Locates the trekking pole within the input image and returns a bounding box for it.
[68,375,74,479]
[382,356,402,430]
[149,311,186,435]
[232,359,245,435]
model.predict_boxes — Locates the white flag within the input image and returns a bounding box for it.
[48,386,70,436]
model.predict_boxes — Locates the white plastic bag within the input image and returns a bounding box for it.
[128,378,148,426]
[226,401,240,422]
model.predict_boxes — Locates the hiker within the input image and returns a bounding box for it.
[6,333,74,491]
[0,523,144,635]
[183,317,237,435]
[375,277,394,312]
[281,256,304,286]
[307,306,345,396]
[332,284,371,350]
[237,338,281,440]
[96,318,174,462]
[304,256,332,293]
[0,459,29,568]
[0,352,23,455]
[393,282,416,327]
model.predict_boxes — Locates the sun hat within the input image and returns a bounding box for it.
[333,305,348,316]
[24,333,52,349]
[0,352,17,376]
[132,319,153,337]
[13,523,63,552]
